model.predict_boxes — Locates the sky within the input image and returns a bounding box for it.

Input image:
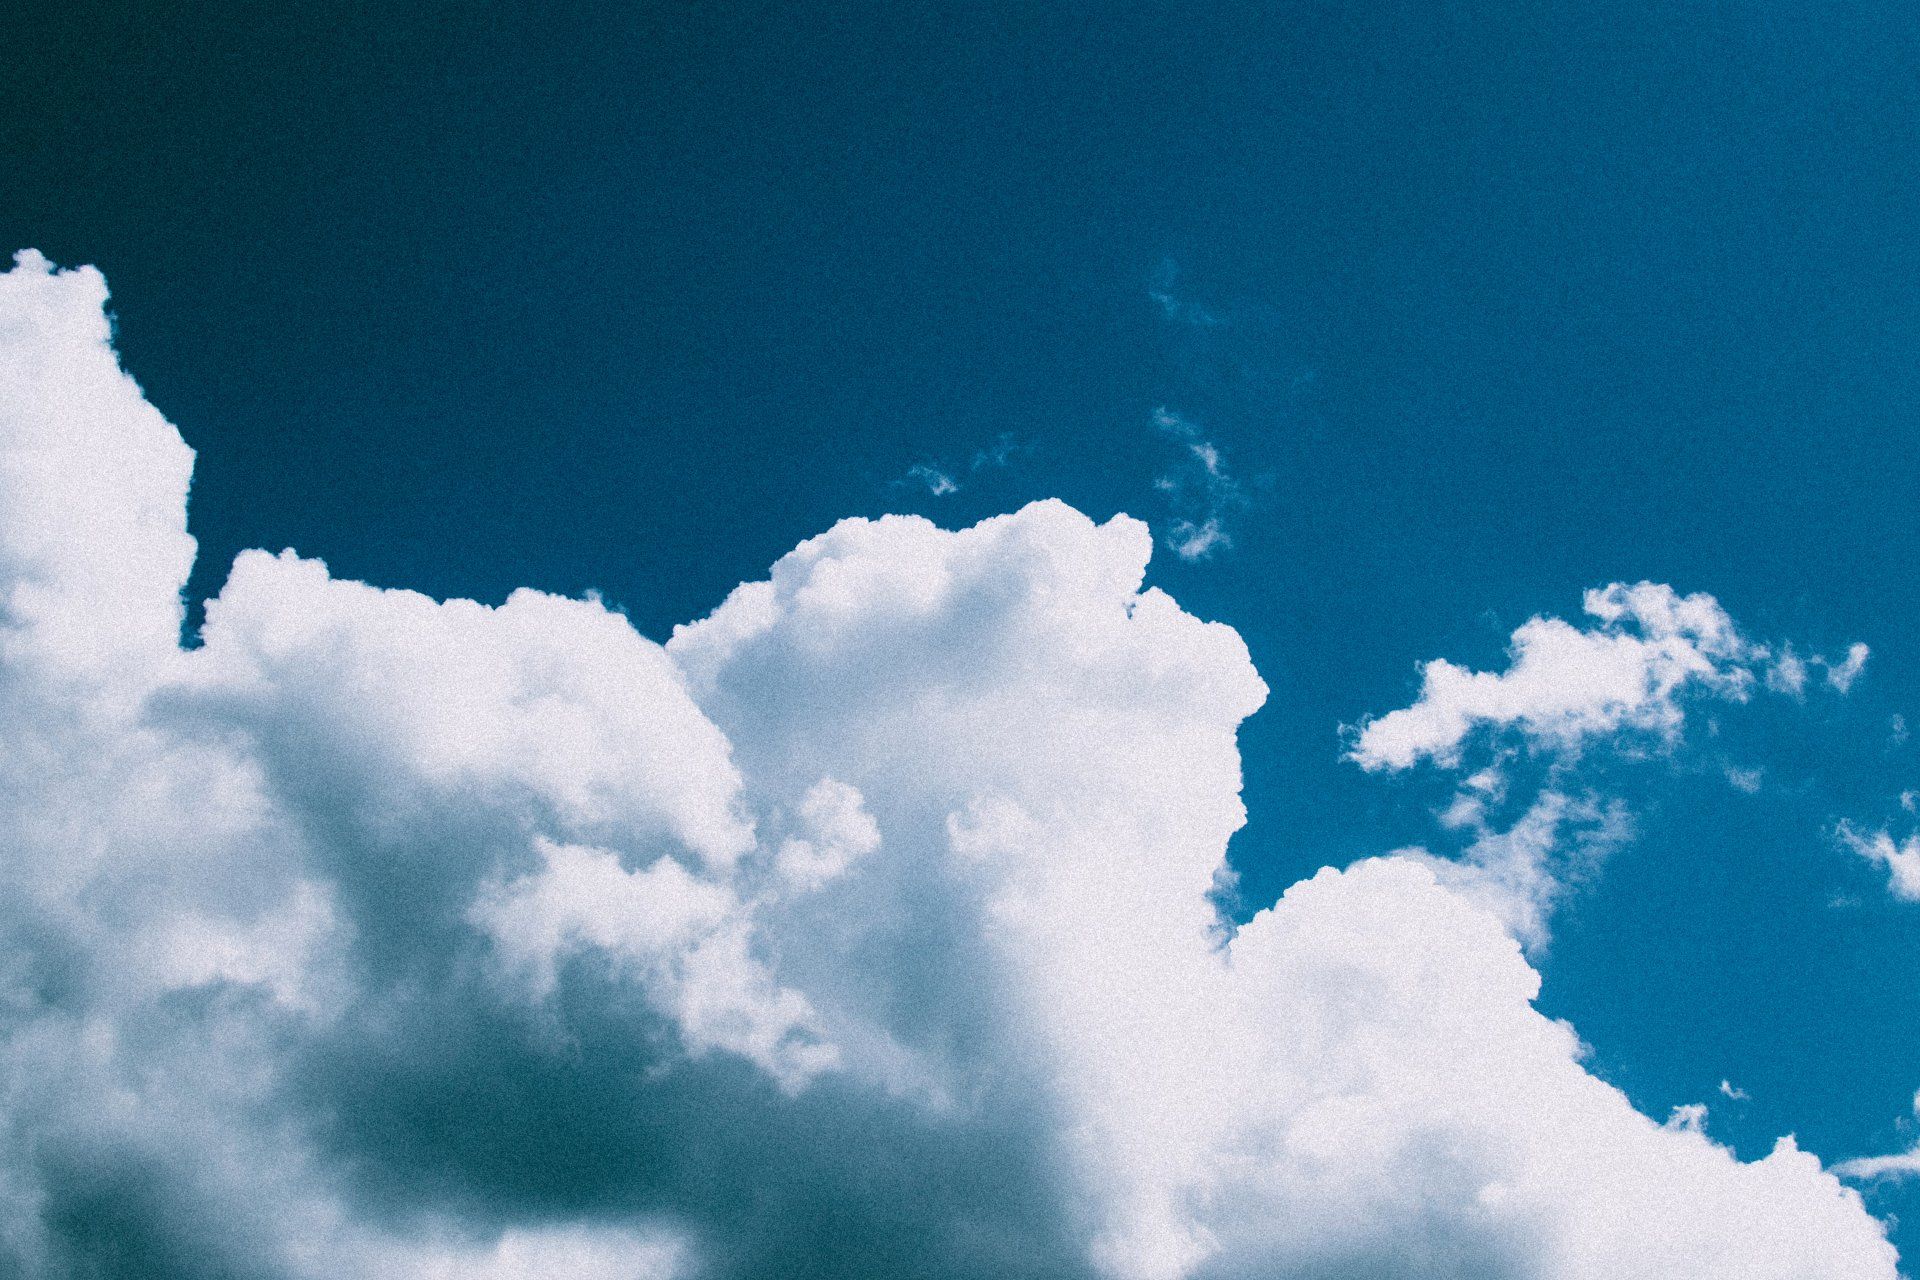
[6,2,1920,1276]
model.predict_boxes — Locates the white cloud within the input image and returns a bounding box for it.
[1349,582,1860,773]
[1836,1149,1920,1181]
[774,777,881,891]
[1348,585,1862,952]
[1410,789,1633,954]
[1836,1092,1920,1182]
[1167,516,1229,561]
[896,436,1025,502]
[468,837,836,1090]
[905,463,959,496]
[472,839,736,999]
[1838,822,1920,902]
[1767,648,1810,696]
[1824,641,1871,693]
[1150,408,1243,561]
[1769,642,1872,697]
[0,250,1897,1280]
[0,251,197,698]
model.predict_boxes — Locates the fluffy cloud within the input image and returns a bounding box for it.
[0,250,1897,1279]
[0,252,197,692]
[1347,586,1867,947]
[1412,788,1634,954]
[1349,582,1861,773]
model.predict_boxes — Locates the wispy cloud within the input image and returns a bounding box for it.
[904,463,959,496]
[970,432,1025,472]
[894,435,1028,500]
[1838,821,1920,901]
[1166,517,1228,561]
[1151,406,1244,561]
[1348,583,1866,949]
[1836,1091,1920,1181]
[1146,257,1221,328]
[1140,260,1310,565]
[1826,641,1871,693]
[1765,642,1871,697]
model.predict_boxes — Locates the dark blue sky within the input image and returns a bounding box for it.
[12,0,1920,1252]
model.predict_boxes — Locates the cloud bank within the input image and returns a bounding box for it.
[0,250,1896,1278]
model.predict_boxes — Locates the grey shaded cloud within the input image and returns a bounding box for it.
[0,251,1897,1280]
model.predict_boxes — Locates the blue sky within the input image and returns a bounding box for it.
[7,2,1920,1276]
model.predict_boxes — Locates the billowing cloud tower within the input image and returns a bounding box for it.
[0,250,1896,1279]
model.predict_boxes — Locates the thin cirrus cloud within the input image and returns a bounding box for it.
[0,249,1900,1278]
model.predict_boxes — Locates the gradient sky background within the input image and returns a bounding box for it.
[10,0,1920,1259]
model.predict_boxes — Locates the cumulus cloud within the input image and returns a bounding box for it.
[1348,585,1863,951]
[0,249,1898,1280]
[1349,583,1864,774]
